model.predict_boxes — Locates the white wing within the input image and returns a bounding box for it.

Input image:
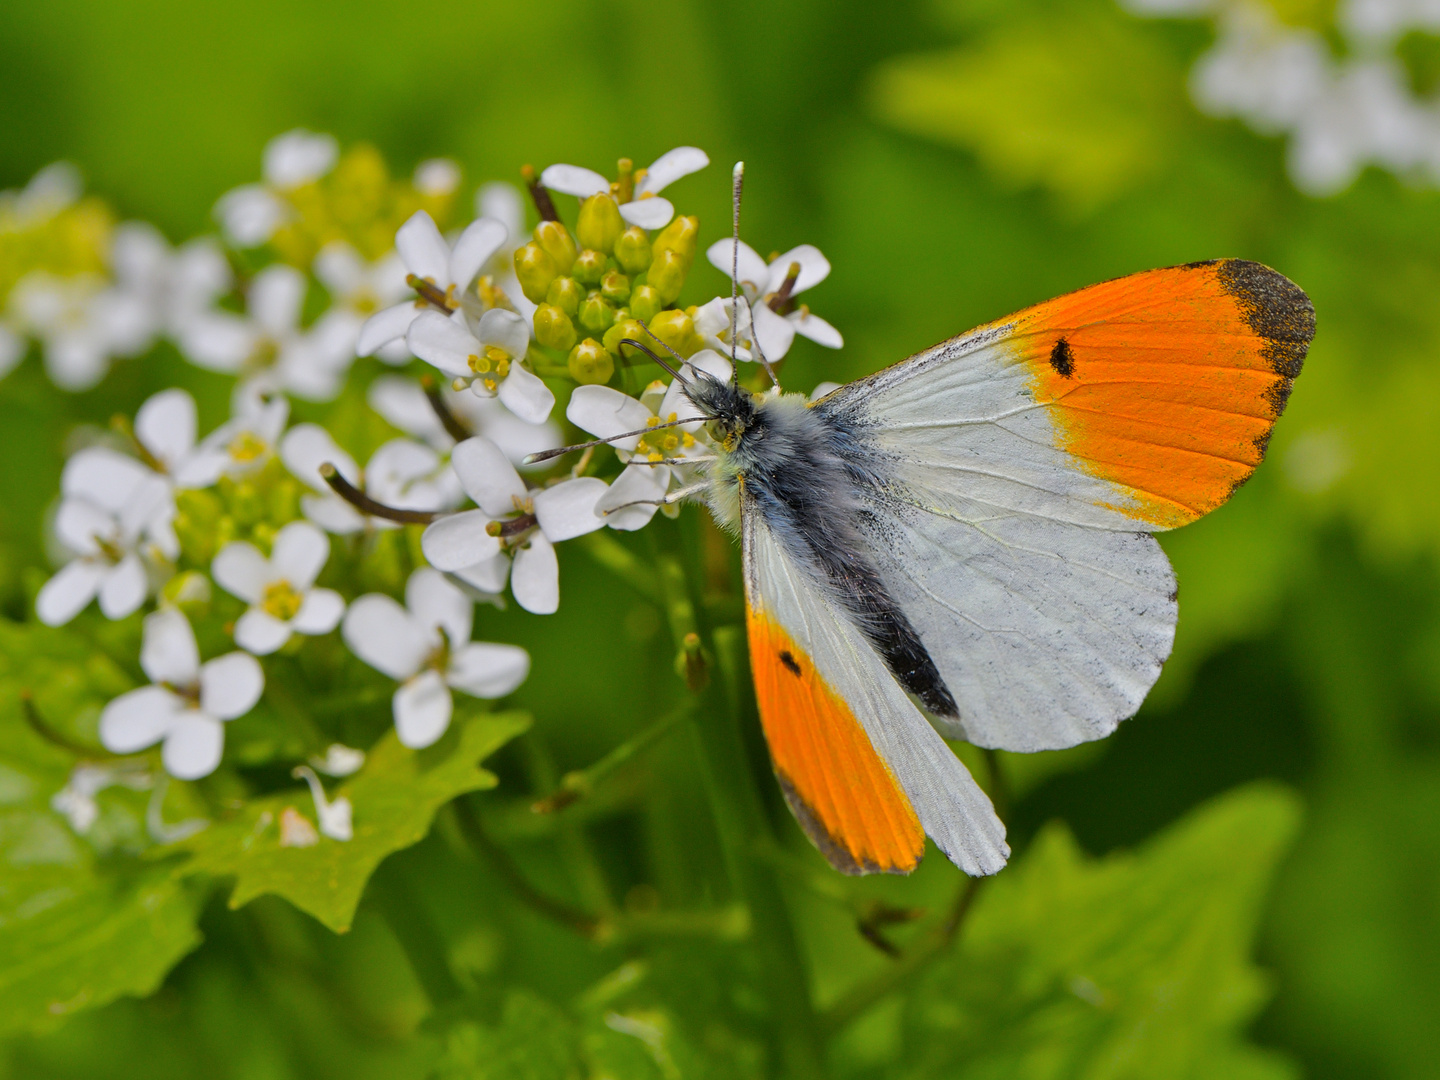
[744,508,1009,876]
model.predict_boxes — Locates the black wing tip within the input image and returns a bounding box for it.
[1214,259,1316,382]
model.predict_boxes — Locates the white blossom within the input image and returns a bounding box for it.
[541,146,710,230]
[414,158,461,197]
[214,129,338,248]
[310,743,366,777]
[313,241,411,364]
[407,306,555,425]
[212,521,345,655]
[7,272,153,391]
[366,375,562,466]
[342,568,529,748]
[704,240,843,363]
[51,763,150,834]
[184,384,290,481]
[99,609,264,780]
[292,765,352,841]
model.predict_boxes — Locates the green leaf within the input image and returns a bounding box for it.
[435,991,581,1080]
[166,710,530,932]
[900,783,1303,1079]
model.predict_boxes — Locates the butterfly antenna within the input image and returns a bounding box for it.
[730,161,743,384]
[744,294,781,390]
[523,416,698,465]
[619,330,692,388]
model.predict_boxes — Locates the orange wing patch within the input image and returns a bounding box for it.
[1004,259,1313,529]
[747,609,924,875]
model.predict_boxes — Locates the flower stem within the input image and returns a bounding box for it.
[531,703,689,814]
[653,514,827,1079]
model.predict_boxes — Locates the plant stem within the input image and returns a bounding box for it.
[532,704,689,814]
[653,514,827,1079]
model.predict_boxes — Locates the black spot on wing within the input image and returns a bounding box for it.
[1216,259,1315,383]
[1049,337,1075,378]
[779,650,802,676]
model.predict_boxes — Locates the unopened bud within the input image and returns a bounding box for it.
[534,303,577,351]
[545,275,582,318]
[576,193,624,254]
[648,309,702,359]
[577,292,617,336]
[652,215,699,269]
[614,227,652,275]
[533,220,577,275]
[515,243,558,304]
[573,248,607,285]
[629,284,663,322]
[648,248,687,305]
[603,317,646,358]
[600,269,631,305]
[568,338,615,384]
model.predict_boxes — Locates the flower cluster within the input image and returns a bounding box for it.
[23,132,844,846]
[1125,0,1440,195]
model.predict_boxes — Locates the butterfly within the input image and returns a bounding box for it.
[673,257,1314,877]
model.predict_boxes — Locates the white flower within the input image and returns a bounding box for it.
[704,239,843,363]
[420,437,608,614]
[51,763,150,834]
[212,521,345,655]
[313,241,411,364]
[131,387,226,489]
[2,162,83,223]
[179,264,351,401]
[356,210,509,358]
[414,158,461,197]
[185,385,290,481]
[541,147,710,230]
[109,222,232,341]
[407,306,555,425]
[342,568,529,748]
[99,609,264,780]
[37,448,176,626]
[279,422,461,533]
[214,129,338,248]
[367,375,563,466]
[310,743,365,777]
[8,272,153,391]
[566,350,732,530]
[292,765,352,841]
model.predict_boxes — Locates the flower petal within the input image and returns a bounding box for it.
[764,244,831,296]
[477,182,525,241]
[476,307,530,360]
[566,385,652,449]
[357,301,419,357]
[98,554,148,619]
[595,464,668,531]
[367,376,448,447]
[62,447,151,511]
[135,389,197,469]
[301,493,368,534]
[451,552,511,595]
[619,196,674,230]
[100,685,183,754]
[234,607,293,655]
[293,587,345,635]
[447,643,530,699]
[342,595,430,680]
[270,521,330,589]
[250,265,306,336]
[539,163,610,198]
[533,477,608,541]
[36,561,105,626]
[407,310,479,378]
[280,423,360,492]
[407,567,473,647]
[53,499,112,556]
[752,301,798,364]
[393,670,453,749]
[639,146,710,194]
[141,608,201,686]
[497,363,555,425]
[511,534,559,615]
[215,185,286,248]
[395,210,449,283]
[450,437,527,516]
[808,380,843,403]
[211,541,270,604]
[162,713,225,780]
[179,311,257,373]
[263,129,337,188]
[705,239,771,292]
[421,510,501,571]
[790,309,843,349]
[199,652,265,718]
[449,217,508,292]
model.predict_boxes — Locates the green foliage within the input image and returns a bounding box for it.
[166,711,530,932]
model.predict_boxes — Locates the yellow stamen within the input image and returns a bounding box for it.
[261,579,303,621]
[228,431,268,463]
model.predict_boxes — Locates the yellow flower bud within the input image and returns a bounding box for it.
[573,248,607,285]
[576,193,624,254]
[647,309,702,359]
[630,284,663,322]
[568,338,615,384]
[600,269,631,305]
[648,248,687,305]
[533,220,577,275]
[545,275,582,318]
[614,227,652,275]
[514,243,558,305]
[534,303,577,351]
[577,292,617,336]
[603,317,646,358]
[652,215,699,269]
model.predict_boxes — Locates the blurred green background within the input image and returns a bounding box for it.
[2,0,1438,1077]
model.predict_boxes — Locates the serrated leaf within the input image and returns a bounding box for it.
[901,783,1303,1079]
[165,710,529,932]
